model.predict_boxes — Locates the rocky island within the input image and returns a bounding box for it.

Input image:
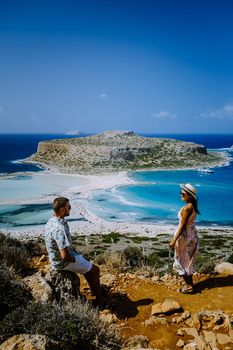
[28,131,226,174]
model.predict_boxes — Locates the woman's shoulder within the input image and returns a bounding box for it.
[181,203,193,213]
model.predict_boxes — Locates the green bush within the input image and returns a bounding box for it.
[0,264,31,320]
[226,253,233,264]
[122,246,143,268]
[0,301,122,350]
[196,254,216,274]
[0,233,29,273]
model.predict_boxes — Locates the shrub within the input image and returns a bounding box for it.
[0,233,29,273]
[0,264,31,320]
[122,246,143,268]
[226,253,233,264]
[102,232,121,244]
[196,254,216,274]
[0,301,123,350]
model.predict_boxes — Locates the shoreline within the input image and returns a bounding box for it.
[0,151,232,239]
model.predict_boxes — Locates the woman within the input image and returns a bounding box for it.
[169,183,200,293]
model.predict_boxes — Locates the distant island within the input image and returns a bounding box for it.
[27,131,227,174]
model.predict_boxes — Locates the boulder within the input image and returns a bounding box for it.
[0,334,58,350]
[46,270,80,303]
[214,262,233,275]
[151,299,181,315]
[23,272,54,304]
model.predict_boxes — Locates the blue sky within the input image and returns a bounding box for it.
[0,0,233,134]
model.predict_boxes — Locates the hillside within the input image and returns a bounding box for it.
[28,131,226,174]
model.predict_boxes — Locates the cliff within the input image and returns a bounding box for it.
[28,131,225,174]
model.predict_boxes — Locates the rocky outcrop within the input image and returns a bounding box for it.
[0,334,58,350]
[28,130,225,174]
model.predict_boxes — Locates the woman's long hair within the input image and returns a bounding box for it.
[189,196,200,215]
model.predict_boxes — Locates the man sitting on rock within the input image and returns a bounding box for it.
[45,197,105,307]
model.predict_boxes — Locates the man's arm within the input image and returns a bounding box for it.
[59,247,75,263]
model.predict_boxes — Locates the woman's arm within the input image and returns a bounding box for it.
[169,203,193,249]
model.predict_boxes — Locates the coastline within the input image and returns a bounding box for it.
[1,148,232,240]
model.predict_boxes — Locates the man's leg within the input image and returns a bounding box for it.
[63,255,105,306]
[84,264,105,306]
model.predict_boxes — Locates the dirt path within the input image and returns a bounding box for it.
[98,273,233,349]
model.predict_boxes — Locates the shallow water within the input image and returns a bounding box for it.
[89,153,233,226]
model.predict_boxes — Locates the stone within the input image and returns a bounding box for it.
[99,309,118,324]
[144,316,168,326]
[124,335,149,348]
[216,333,230,345]
[214,262,233,275]
[151,299,181,315]
[181,327,199,338]
[176,339,185,347]
[161,299,181,313]
[183,343,198,350]
[46,269,80,303]
[193,335,206,350]
[0,334,58,350]
[197,310,230,330]
[100,273,116,287]
[229,329,233,342]
[172,311,191,324]
[202,330,217,348]
[151,275,160,283]
[23,272,54,303]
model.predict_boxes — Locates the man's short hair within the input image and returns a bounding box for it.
[52,197,69,213]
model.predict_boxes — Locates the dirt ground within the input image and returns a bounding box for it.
[34,252,233,350]
[80,268,233,349]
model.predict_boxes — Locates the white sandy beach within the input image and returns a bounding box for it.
[1,168,233,240]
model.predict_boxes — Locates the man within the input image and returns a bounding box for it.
[45,197,105,306]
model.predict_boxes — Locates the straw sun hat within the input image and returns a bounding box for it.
[180,183,197,200]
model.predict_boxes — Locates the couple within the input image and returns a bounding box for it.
[45,182,199,306]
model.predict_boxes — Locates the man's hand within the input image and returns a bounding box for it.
[60,248,75,263]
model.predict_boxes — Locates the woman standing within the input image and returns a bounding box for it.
[169,183,200,293]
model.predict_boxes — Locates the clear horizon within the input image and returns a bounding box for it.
[1,0,233,134]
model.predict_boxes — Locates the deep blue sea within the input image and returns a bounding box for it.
[0,133,233,228]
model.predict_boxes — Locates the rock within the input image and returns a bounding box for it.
[23,272,54,303]
[144,316,168,326]
[180,327,199,338]
[183,343,198,350]
[216,333,230,345]
[100,273,116,287]
[196,310,231,330]
[214,262,233,275]
[202,330,217,348]
[176,339,185,347]
[193,335,206,350]
[46,269,80,303]
[229,329,233,342]
[172,311,191,323]
[151,299,181,315]
[124,335,149,348]
[0,334,58,350]
[151,275,160,283]
[100,309,118,324]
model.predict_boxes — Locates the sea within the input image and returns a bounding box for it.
[0,133,233,229]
